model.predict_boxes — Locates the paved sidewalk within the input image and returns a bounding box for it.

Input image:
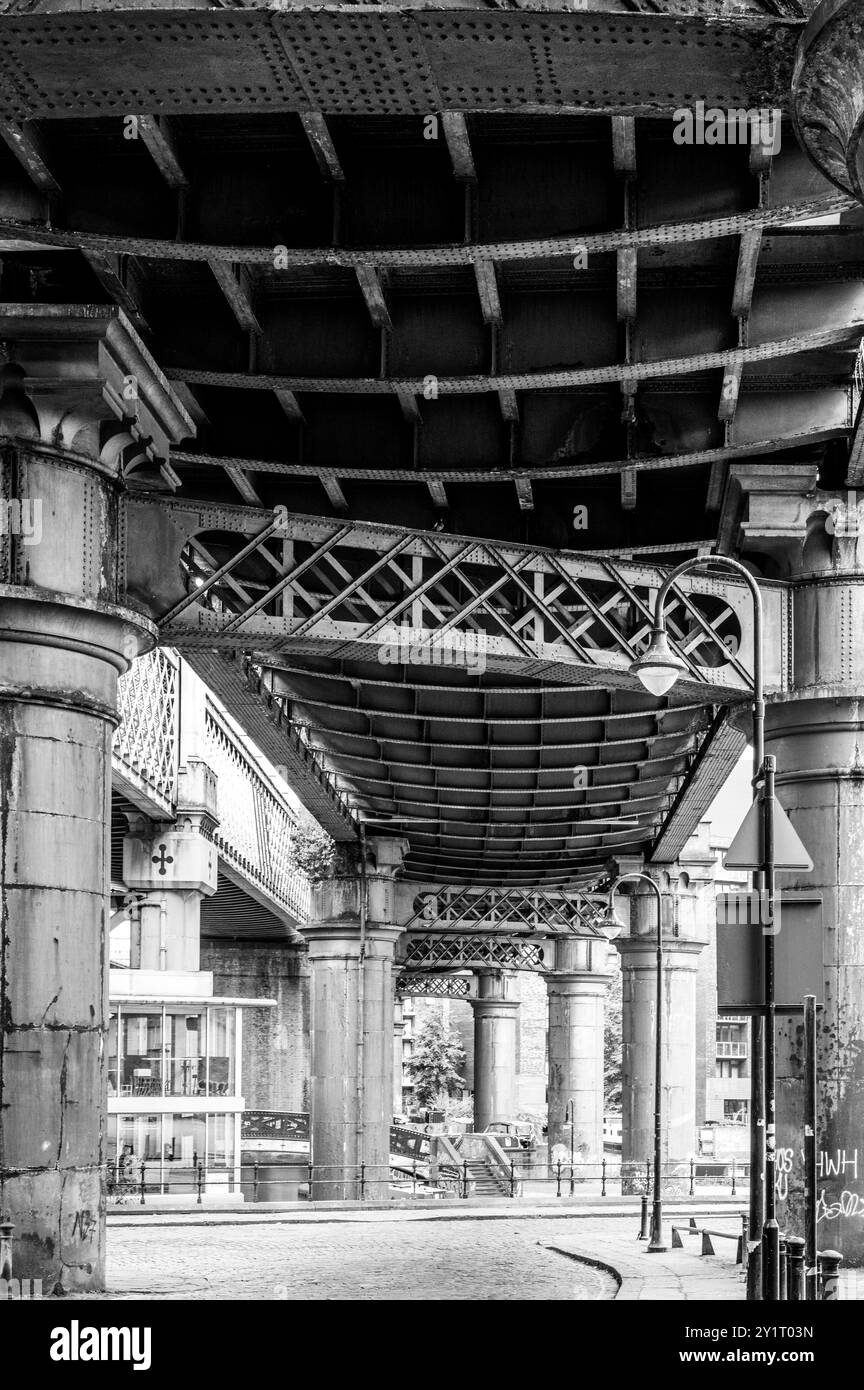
[101,1208,747,1301]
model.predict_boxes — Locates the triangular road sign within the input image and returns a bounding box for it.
[724,797,813,871]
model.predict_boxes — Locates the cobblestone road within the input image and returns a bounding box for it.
[108,1216,618,1300]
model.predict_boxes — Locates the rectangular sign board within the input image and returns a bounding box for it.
[716,892,823,1012]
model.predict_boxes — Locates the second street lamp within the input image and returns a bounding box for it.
[629,554,784,1300]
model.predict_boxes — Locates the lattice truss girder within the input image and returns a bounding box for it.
[401,933,548,973]
[396,974,471,999]
[401,885,609,935]
[132,501,783,695]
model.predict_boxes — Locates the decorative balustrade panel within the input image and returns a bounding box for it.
[403,934,547,972]
[402,885,608,936]
[204,699,311,924]
[113,647,180,818]
[396,974,472,998]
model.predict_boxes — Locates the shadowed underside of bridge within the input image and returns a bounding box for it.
[1,0,861,885]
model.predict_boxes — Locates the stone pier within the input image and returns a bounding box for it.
[545,936,611,1170]
[0,336,189,1290]
[469,971,519,1131]
[305,837,407,1200]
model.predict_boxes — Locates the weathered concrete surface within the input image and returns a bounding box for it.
[469,971,519,1130]
[615,872,706,1167]
[546,936,610,1167]
[303,838,406,1200]
[202,940,311,1113]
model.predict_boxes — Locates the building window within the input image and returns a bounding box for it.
[716,1023,748,1059]
[108,1113,236,1195]
[108,1004,237,1099]
[716,1059,742,1079]
[724,1100,749,1126]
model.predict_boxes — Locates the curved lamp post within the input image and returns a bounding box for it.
[629,554,780,1299]
[602,871,667,1252]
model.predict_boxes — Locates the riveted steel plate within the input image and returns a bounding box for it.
[273,11,440,114]
[0,11,307,120]
[0,10,799,121]
[414,13,795,113]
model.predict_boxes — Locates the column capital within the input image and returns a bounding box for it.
[303,922,403,962]
[615,936,704,970]
[0,305,193,485]
[546,970,613,995]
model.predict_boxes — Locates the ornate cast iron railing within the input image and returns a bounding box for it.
[203,696,311,924]
[113,646,180,819]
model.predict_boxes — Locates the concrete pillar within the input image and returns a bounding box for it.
[546,936,611,1168]
[724,464,864,1265]
[614,869,705,1170]
[0,383,163,1288]
[121,774,218,974]
[304,836,408,1200]
[393,998,405,1116]
[469,971,519,1130]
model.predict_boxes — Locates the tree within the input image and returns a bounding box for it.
[289,814,335,880]
[406,1017,467,1110]
[604,967,623,1112]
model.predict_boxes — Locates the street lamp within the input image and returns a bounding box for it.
[606,871,667,1253]
[629,555,780,1299]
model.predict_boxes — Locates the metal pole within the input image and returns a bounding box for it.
[567,1099,575,1196]
[761,755,780,1301]
[648,878,667,1251]
[804,993,818,1302]
[650,553,765,1296]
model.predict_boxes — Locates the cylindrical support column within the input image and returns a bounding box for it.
[545,936,611,1170]
[304,837,407,1201]
[469,972,519,1131]
[392,998,405,1117]
[0,441,153,1291]
[617,931,704,1170]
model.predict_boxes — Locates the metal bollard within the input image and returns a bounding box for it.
[509,1161,516,1198]
[360,1163,366,1200]
[308,1161,314,1197]
[637,1192,650,1241]
[779,1234,788,1301]
[140,1162,146,1206]
[462,1159,469,1199]
[819,1249,843,1300]
[556,1161,562,1198]
[786,1236,806,1301]
[0,1217,13,1282]
[731,1158,737,1197]
[253,1159,259,1202]
[196,1163,203,1205]
[689,1159,695,1197]
[738,1214,749,1266]
[601,1158,607,1198]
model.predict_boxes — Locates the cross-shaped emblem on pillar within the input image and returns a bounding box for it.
[152,843,174,876]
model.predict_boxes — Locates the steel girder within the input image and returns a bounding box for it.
[395,974,472,999]
[401,933,548,973]
[128,499,784,696]
[400,885,609,936]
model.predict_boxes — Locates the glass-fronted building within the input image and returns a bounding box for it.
[108,969,273,1199]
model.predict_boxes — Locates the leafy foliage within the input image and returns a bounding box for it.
[406,1017,467,1110]
[290,816,336,880]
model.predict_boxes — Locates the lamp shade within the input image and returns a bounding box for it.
[630,627,688,697]
[597,902,628,939]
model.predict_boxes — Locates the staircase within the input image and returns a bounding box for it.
[464,1158,508,1196]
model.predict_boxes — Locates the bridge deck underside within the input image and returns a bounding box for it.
[0,6,857,884]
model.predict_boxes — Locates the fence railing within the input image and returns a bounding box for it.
[113,647,180,817]
[204,697,311,923]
